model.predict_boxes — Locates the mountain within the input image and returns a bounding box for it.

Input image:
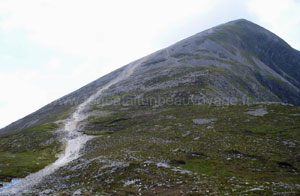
[0,19,300,195]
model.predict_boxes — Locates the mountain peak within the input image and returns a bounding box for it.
[225,18,253,25]
[1,18,300,195]
[228,18,253,24]
[215,18,268,35]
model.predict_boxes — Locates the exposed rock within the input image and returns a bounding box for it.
[192,118,217,125]
[1,18,300,195]
[182,131,191,137]
[73,189,82,195]
[41,189,52,195]
[246,108,268,116]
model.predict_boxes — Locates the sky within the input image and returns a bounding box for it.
[0,0,300,128]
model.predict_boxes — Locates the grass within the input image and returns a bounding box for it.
[0,109,72,182]
[206,25,242,55]
[1,80,299,194]
[171,52,195,58]
[0,151,57,181]
[141,58,167,67]
[170,51,244,68]
[45,102,300,195]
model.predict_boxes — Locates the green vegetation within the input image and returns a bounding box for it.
[255,71,300,104]
[49,102,300,195]
[141,58,167,67]
[206,25,242,55]
[85,112,131,135]
[195,55,244,67]
[0,151,57,181]
[171,52,194,58]
[144,75,172,86]
[0,109,72,182]
[170,51,244,68]
[197,49,210,53]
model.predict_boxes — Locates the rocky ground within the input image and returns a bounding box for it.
[0,19,300,195]
[23,103,300,195]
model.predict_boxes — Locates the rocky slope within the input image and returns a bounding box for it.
[0,19,300,195]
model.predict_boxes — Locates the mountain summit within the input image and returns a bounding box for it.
[2,19,300,134]
[0,19,300,195]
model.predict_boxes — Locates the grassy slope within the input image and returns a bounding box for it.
[44,101,300,195]
[0,109,72,182]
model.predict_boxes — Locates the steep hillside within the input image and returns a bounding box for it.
[0,19,300,195]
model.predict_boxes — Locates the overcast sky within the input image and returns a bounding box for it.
[0,0,299,128]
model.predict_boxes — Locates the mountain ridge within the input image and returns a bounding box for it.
[1,18,299,134]
[0,19,300,195]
